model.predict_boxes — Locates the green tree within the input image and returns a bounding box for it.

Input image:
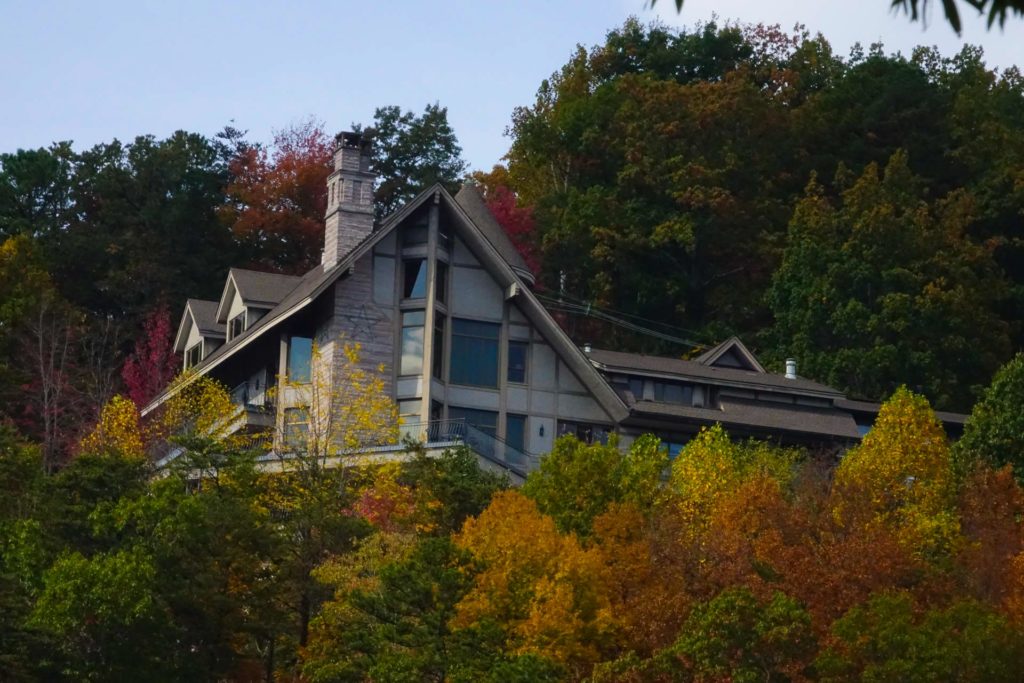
[956,354,1024,479]
[522,433,667,537]
[661,588,817,683]
[767,151,1010,409]
[817,592,1024,682]
[363,103,467,219]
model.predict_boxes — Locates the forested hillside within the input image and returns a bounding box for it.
[478,20,1024,410]
[6,372,1024,680]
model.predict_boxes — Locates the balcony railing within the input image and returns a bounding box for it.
[245,418,536,479]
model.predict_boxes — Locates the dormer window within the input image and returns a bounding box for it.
[185,343,202,370]
[228,312,245,341]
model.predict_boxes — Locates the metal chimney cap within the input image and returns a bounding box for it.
[785,358,797,380]
[583,342,592,354]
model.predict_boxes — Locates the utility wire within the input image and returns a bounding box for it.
[536,294,704,349]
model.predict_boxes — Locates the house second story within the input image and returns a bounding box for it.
[150,131,967,477]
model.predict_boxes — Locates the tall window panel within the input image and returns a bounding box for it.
[433,314,446,379]
[506,413,527,453]
[288,337,313,383]
[401,311,425,375]
[507,341,528,384]
[449,319,500,388]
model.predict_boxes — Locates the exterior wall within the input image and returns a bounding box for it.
[318,250,396,399]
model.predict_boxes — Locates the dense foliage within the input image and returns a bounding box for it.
[499,19,1024,409]
[5,382,1024,680]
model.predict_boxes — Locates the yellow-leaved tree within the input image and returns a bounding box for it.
[832,386,960,563]
[454,490,614,675]
[79,394,146,459]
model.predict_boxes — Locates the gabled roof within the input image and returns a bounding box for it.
[215,268,303,322]
[694,336,766,373]
[146,183,629,423]
[173,299,225,354]
[587,347,842,398]
[453,183,534,285]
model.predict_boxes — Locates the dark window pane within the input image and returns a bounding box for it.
[433,314,446,379]
[628,377,644,399]
[507,341,528,383]
[405,221,428,245]
[450,318,500,387]
[186,343,202,369]
[403,259,428,299]
[288,337,313,383]
[449,407,497,437]
[506,414,526,452]
[435,261,448,304]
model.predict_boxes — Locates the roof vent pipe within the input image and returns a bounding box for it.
[583,342,592,355]
[785,358,797,380]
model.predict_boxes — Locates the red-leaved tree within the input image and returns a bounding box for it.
[484,184,541,275]
[122,304,179,408]
[221,118,333,273]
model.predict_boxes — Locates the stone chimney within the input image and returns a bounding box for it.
[323,131,375,269]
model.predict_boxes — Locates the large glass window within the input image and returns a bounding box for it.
[185,343,202,369]
[450,319,500,387]
[435,261,448,304]
[403,259,428,299]
[449,406,498,438]
[433,314,446,379]
[507,341,528,384]
[400,311,425,375]
[288,337,312,383]
[506,414,526,453]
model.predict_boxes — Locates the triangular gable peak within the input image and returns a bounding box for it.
[173,299,223,354]
[694,337,766,373]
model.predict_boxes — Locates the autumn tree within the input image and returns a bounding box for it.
[221,118,333,274]
[523,434,667,537]
[121,304,179,409]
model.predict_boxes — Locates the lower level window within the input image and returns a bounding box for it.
[557,420,611,445]
[401,311,425,375]
[284,407,309,450]
[449,406,498,438]
[506,413,527,453]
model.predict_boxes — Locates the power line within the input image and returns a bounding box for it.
[535,294,705,349]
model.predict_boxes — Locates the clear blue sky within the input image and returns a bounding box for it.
[2,0,1020,171]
